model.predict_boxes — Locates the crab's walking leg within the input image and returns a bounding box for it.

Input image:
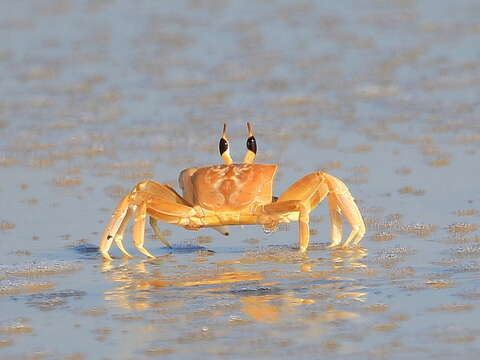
[327,195,343,248]
[261,201,311,251]
[137,180,196,245]
[132,202,155,258]
[275,173,329,251]
[261,200,308,248]
[149,217,173,248]
[298,203,311,251]
[137,181,191,205]
[100,195,130,260]
[131,195,198,257]
[262,174,328,252]
[131,196,199,257]
[137,181,192,248]
[323,174,366,247]
[113,207,134,257]
[144,198,197,218]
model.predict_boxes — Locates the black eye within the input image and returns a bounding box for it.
[246,136,257,154]
[219,138,228,155]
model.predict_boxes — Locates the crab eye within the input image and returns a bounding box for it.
[219,138,228,155]
[246,136,257,154]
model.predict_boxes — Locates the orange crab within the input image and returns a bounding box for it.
[99,123,366,260]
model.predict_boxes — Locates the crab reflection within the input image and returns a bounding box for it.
[102,246,368,324]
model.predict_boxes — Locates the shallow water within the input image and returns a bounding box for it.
[1,0,480,359]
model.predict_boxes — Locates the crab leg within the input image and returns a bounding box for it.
[128,196,198,258]
[260,200,315,251]
[274,173,329,251]
[149,217,173,248]
[135,180,191,206]
[262,199,303,213]
[132,203,155,258]
[144,198,197,218]
[135,180,194,248]
[291,202,310,251]
[113,207,134,257]
[327,195,343,248]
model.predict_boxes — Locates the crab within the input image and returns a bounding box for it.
[99,123,366,260]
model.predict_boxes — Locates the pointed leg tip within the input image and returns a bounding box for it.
[326,243,340,249]
[136,246,156,258]
[161,241,173,249]
[101,252,113,261]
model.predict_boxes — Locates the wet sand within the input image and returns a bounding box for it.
[1,0,480,359]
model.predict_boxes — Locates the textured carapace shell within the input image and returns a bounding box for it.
[191,164,277,211]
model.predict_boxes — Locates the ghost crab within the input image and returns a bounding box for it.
[99,123,366,260]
